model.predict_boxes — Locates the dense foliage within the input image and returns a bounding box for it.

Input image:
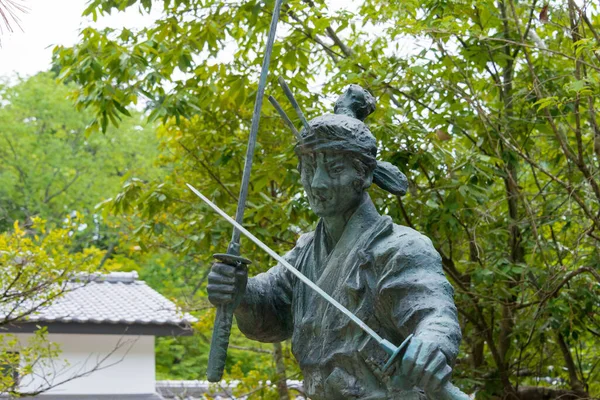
[2,0,598,399]
[0,73,161,240]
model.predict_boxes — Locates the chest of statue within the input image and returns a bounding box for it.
[285,220,424,400]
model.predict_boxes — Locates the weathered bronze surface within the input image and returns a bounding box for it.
[207,85,463,400]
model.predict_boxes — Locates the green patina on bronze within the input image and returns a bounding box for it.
[207,85,464,400]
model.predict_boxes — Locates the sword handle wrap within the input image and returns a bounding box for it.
[206,304,234,382]
[206,253,251,382]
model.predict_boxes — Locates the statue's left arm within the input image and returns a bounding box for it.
[377,233,461,362]
[376,232,461,370]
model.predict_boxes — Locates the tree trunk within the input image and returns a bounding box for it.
[273,342,290,400]
[556,333,588,396]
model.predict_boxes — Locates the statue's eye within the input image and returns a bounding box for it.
[330,165,345,174]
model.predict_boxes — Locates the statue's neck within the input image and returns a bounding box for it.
[322,216,348,248]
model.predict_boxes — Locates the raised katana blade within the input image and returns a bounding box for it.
[188,183,471,400]
[206,0,285,383]
[231,0,284,247]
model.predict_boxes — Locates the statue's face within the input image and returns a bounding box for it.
[300,151,368,218]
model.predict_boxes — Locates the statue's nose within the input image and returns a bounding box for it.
[311,167,328,190]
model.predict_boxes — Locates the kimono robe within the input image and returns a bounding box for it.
[234,197,461,400]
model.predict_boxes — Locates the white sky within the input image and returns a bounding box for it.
[0,1,165,77]
[0,0,362,79]
[0,0,75,76]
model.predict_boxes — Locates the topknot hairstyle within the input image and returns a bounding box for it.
[334,84,376,122]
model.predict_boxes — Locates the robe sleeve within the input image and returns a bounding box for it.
[376,233,462,365]
[233,236,306,343]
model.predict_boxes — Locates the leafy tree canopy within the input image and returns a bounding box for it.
[0,73,161,241]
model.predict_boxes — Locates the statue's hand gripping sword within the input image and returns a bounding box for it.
[188,184,470,400]
[204,0,285,383]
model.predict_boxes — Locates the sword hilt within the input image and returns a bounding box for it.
[206,252,251,382]
[214,252,251,267]
[439,382,471,400]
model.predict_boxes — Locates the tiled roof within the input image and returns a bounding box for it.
[156,380,306,399]
[15,272,196,332]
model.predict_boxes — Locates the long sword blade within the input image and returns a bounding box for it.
[230,0,285,251]
[206,0,284,383]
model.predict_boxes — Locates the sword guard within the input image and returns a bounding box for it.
[383,334,413,371]
[213,253,252,267]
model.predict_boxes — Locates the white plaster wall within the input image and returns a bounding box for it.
[12,333,155,395]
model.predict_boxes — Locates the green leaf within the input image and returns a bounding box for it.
[534,96,558,111]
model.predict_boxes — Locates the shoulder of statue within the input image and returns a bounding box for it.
[279,231,315,273]
[296,230,315,247]
[287,231,315,256]
[371,222,440,266]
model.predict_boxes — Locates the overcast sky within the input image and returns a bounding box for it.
[0,0,360,79]
[0,0,164,78]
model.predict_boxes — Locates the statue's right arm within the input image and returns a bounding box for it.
[233,241,303,343]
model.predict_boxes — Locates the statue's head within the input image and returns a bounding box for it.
[295,85,407,218]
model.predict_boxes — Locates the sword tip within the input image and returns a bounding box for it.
[186,183,202,197]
